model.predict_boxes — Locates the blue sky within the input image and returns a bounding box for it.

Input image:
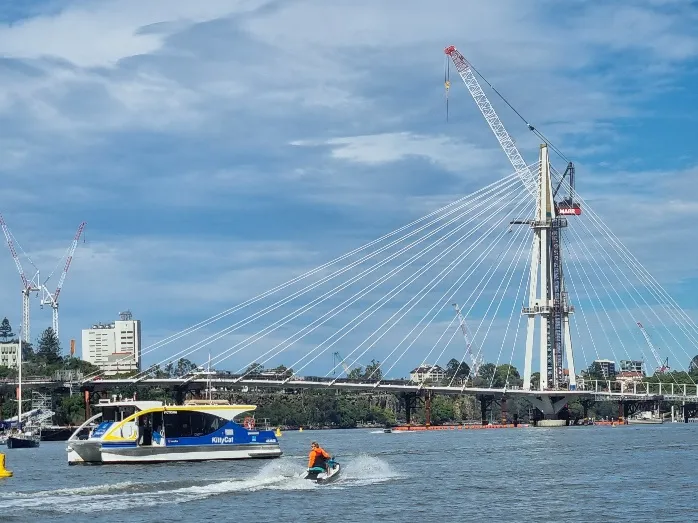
[1,0,698,379]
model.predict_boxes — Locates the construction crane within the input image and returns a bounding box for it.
[444,44,579,389]
[636,321,670,374]
[443,45,581,216]
[452,303,483,380]
[41,222,87,340]
[0,213,41,344]
[332,351,351,376]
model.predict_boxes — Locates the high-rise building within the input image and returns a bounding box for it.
[0,341,20,370]
[593,359,616,378]
[620,360,645,374]
[81,310,141,375]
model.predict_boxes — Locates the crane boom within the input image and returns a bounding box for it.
[333,351,351,376]
[53,221,86,303]
[0,213,29,290]
[444,45,537,197]
[452,303,482,379]
[637,322,669,373]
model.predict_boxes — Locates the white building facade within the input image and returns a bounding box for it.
[0,342,20,370]
[409,364,447,384]
[81,311,141,375]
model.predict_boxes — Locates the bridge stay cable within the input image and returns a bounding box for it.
[81,172,521,382]
[173,174,526,383]
[231,180,524,383]
[420,214,530,390]
[398,200,532,389]
[359,189,532,382]
[228,176,527,381]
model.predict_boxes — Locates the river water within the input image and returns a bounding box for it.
[1,424,697,522]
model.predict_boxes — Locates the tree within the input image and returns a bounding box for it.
[0,318,14,342]
[689,355,698,373]
[476,363,497,385]
[585,362,606,381]
[363,359,383,380]
[35,327,62,365]
[492,364,521,388]
[348,366,363,379]
[445,358,471,382]
[245,362,264,375]
[175,358,198,376]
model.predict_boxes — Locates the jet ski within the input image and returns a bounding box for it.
[304,458,341,485]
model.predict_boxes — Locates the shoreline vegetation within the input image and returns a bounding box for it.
[2,321,698,427]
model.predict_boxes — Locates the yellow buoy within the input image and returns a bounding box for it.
[0,453,13,478]
[275,427,282,437]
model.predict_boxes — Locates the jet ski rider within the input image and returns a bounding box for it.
[308,441,331,471]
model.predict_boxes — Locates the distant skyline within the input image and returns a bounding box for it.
[1,0,698,378]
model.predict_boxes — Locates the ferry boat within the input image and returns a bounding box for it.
[66,397,282,464]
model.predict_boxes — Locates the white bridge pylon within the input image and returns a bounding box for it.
[522,144,576,396]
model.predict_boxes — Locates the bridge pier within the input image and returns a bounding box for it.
[477,395,493,425]
[528,395,569,425]
[399,392,418,425]
[424,390,433,427]
[174,387,186,405]
[682,402,698,422]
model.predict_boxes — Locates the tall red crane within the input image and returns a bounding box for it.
[41,222,87,340]
[0,213,41,344]
[636,321,670,374]
[444,44,579,390]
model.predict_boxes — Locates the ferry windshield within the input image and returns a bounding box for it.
[101,406,137,423]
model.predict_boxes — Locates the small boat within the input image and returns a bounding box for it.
[383,428,393,434]
[7,429,40,449]
[627,410,664,425]
[304,459,341,485]
[66,397,282,464]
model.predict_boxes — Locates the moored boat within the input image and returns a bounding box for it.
[67,397,282,464]
[7,429,40,448]
[627,410,664,425]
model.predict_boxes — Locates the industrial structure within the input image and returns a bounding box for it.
[637,321,670,374]
[452,303,483,380]
[0,214,86,344]
[81,310,142,375]
[444,46,581,402]
[0,213,41,344]
[40,221,87,339]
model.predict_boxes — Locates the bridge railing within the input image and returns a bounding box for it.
[579,379,698,398]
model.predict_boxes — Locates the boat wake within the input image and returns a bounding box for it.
[0,455,401,514]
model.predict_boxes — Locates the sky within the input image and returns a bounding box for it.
[1,0,698,380]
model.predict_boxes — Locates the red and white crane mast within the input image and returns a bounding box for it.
[41,221,87,340]
[0,213,41,344]
[444,44,578,393]
[636,321,670,374]
[452,303,483,380]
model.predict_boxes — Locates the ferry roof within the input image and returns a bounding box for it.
[96,399,164,410]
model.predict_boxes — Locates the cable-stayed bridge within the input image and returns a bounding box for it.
[10,142,696,423]
[6,45,698,424]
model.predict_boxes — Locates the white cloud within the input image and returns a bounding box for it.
[0,0,697,377]
[0,0,264,67]
[292,132,500,173]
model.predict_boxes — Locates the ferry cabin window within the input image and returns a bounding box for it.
[101,406,137,423]
[164,412,223,438]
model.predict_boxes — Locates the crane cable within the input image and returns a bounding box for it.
[465,60,571,165]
